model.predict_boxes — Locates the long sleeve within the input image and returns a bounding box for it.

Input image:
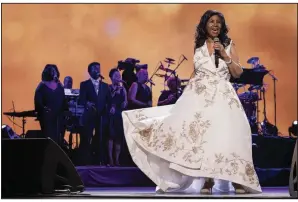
[34,83,44,114]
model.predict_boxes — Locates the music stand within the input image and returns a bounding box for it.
[230,68,269,85]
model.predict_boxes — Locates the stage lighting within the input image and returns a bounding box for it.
[289,120,298,137]
[1,125,20,139]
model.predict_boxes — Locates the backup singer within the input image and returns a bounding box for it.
[79,62,112,165]
[122,10,261,194]
[108,68,128,166]
[34,64,68,146]
[127,69,152,110]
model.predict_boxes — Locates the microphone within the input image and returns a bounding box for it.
[182,54,188,61]
[214,37,220,68]
[99,74,105,80]
[147,79,155,86]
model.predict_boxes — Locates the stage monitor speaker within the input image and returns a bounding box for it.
[1,138,84,197]
[289,139,298,198]
[25,130,43,138]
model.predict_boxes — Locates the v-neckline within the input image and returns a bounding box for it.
[205,41,214,57]
[44,82,58,91]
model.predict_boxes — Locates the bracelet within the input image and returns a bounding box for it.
[225,58,233,65]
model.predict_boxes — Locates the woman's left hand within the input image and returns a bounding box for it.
[214,42,228,58]
[110,106,116,115]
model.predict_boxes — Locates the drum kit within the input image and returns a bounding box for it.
[151,57,189,93]
[232,56,278,135]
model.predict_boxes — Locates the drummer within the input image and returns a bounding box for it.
[157,77,182,106]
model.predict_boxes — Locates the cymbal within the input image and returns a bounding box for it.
[155,73,166,78]
[164,60,175,64]
[3,110,37,118]
[247,57,259,64]
[165,57,175,62]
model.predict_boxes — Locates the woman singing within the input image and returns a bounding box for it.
[108,68,128,166]
[34,64,68,146]
[122,10,261,194]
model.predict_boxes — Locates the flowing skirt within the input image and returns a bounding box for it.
[122,79,262,194]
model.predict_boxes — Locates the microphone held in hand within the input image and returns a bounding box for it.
[214,37,220,68]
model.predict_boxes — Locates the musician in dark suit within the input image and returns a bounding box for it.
[79,62,112,165]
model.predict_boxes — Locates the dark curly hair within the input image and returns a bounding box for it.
[194,10,231,51]
[109,68,119,78]
[41,64,58,81]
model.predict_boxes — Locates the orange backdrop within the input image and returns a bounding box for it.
[2,4,297,136]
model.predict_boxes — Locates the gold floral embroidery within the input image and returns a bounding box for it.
[134,109,148,121]
[220,84,244,111]
[194,70,210,81]
[163,134,175,151]
[208,153,259,186]
[139,124,154,143]
[134,111,210,164]
[217,65,231,81]
[194,83,207,95]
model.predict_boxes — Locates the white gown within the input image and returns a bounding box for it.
[122,40,262,194]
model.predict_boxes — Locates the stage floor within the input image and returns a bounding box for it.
[53,187,291,199]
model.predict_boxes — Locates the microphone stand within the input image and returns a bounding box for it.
[147,62,161,90]
[257,89,261,126]
[167,56,187,80]
[167,56,187,100]
[268,71,278,127]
